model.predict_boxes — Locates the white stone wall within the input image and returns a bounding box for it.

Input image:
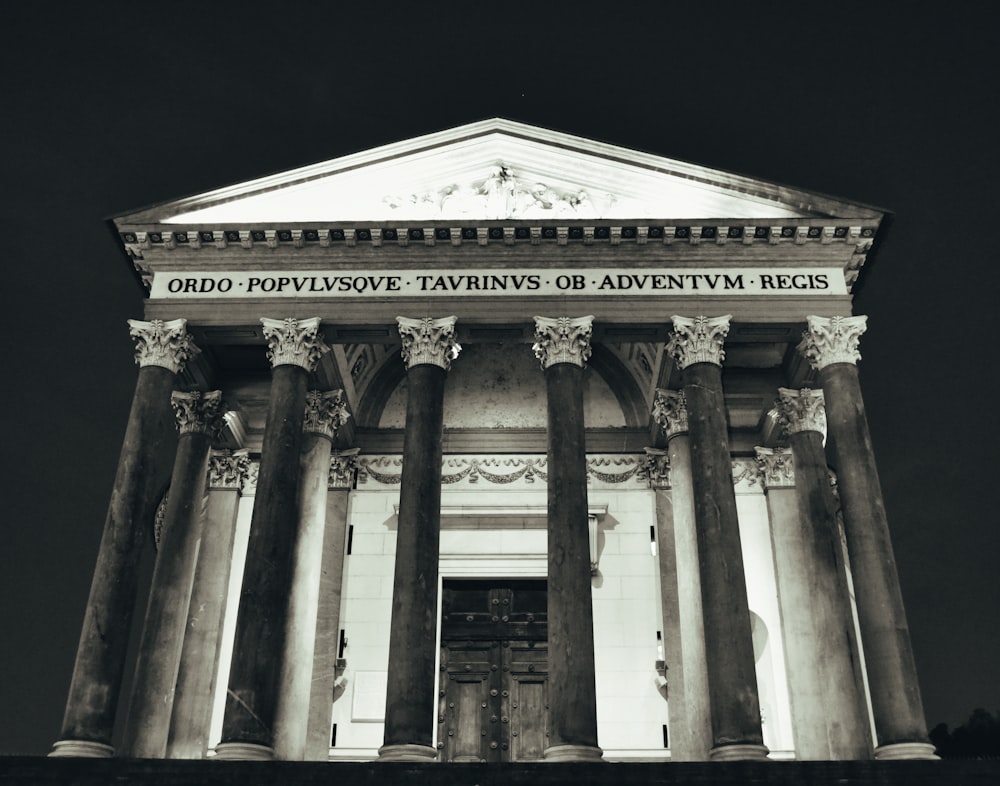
[208,454,795,761]
[732,459,795,757]
[589,486,667,759]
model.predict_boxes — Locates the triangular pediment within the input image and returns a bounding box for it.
[118,119,882,225]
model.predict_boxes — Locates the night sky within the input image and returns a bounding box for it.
[2,3,996,756]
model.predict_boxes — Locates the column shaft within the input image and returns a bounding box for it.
[381,364,446,755]
[544,362,600,758]
[663,436,713,761]
[820,363,929,751]
[167,455,245,758]
[784,431,872,758]
[219,364,309,754]
[54,365,177,755]
[305,483,351,759]
[683,362,765,757]
[123,425,214,758]
[273,431,334,760]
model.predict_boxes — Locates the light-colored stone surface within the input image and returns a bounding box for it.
[380,345,626,428]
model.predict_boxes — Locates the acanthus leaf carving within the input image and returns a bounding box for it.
[128,318,199,373]
[797,314,867,370]
[304,389,350,439]
[261,317,330,371]
[532,315,594,369]
[208,449,251,490]
[775,387,826,437]
[171,390,225,437]
[329,448,360,489]
[641,447,671,489]
[754,446,796,489]
[651,388,689,438]
[396,316,461,370]
[666,315,731,369]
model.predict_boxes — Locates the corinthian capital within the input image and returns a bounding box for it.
[532,315,594,369]
[261,317,330,370]
[208,449,251,490]
[651,388,689,438]
[127,318,200,373]
[171,390,225,437]
[797,315,867,369]
[329,448,360,489]
[641,447,671,489]
[776,387,826,436]
[667,315,731,368]
[755,446,795,489]
[303,389,350,439]
[396,316,461,370]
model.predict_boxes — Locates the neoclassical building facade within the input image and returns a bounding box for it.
[51,120,935,764]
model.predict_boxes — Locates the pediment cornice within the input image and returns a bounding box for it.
[113,119,886,226]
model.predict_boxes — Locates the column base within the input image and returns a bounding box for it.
[709,743,770,761]
[212,742,275,760]
[874,742,939,760]
[48,740,115,758]
[377,743,439,762]
[543,744,604,762]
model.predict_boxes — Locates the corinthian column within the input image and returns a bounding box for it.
[52,319,198,758]
[762,388,873,759]
[273,390,350,761]
[379,316,460,762]
[666,315,767,761]
[798,316,934,759]
[216,318,329,760]
[123,391,224,758]
[650,390,712,761]
[167,450,251,758]
[533,315,602,762]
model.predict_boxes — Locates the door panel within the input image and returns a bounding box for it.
[438,640,496,762]
[506,640,548,761]
[439,580,548,763]
[509,675,547,760]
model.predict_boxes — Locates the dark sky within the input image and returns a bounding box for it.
[2,2,997,756]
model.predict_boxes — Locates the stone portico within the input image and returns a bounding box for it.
[51,120,935,764]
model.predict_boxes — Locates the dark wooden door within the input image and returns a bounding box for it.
[438,580,547,762]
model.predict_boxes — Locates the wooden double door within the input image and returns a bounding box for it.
[438,579,548,762]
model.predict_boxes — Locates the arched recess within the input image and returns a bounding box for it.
[355,342,648,429]
[587,344,649,428]
[354,350,406,428]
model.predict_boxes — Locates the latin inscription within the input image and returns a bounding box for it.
[151,268,846,299]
